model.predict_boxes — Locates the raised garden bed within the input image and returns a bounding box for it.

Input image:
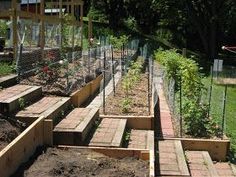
[103,73,149,116]
[0,118,22,151]
[13,147,149,177]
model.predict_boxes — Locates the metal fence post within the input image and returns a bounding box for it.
[221,85,228,139]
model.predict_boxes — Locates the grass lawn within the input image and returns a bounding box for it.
[202,76,236,152]
[0,62,14,77]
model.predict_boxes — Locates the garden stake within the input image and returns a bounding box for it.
[111,46,116,95]
[179,75,183,137]
[208,66,213,118]
[147,58,151,115]
[88,47,91,75]
[103,50,106,114]
[221,85,228,139]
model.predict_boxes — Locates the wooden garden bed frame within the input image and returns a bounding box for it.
[0,0,84,61]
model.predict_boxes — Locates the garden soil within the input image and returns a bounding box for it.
[14,147,149,177]
[103,73,149,116]
[0,118,21,151]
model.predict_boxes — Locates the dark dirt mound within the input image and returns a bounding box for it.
[0,118,21,151]
[22,148,149,177]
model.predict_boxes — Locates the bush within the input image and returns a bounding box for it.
[154,49,219,137]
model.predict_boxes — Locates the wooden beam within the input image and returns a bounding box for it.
[40,0,45,50]
[49,1,84,6]
[80,4,83,48]
[0,10,11,18]
[12,0,18,61]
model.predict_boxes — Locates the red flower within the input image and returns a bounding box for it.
[42,66,49,73]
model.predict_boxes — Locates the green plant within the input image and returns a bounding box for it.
[0,63,14,76]
[121,97,132,113]
[18,98,25,109]
[124,131,131,141]
[154,49,218,137]
[0,20,7,37]
[110,35,129,49]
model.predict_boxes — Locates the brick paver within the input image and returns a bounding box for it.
[0,84,42,113]
[158,88,175,138]
[0,85,39,102]
[53,108,99,145]
[55,108,90,129]
[186,151,219,177]
[128,129,154,150]
[89,118,127,147]
[214,162,236,177]
[16,96,70,125]
[156,140,189,177]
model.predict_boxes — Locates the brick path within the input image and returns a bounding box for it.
[0,85,39,102]
[0,84,42,113]
[128,129,154,150]
[54,108,99,145]
[156,140,189,176]
[89,118,127,147]
[153,62,174,138]
[186,151,219,177]
[214,162,236,177]
[16,96,70,125]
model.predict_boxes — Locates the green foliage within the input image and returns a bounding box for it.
[154,49,203,100]
[183,100,220,137]
[121,97,132,113]
[120,57,144,113]
[110,35,129,49]
[154,49,219,137]
[0,20,7,37]
[18,98,25,109]
[0,63,14,76]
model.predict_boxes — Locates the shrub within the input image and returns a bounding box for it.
[154,49,219,137]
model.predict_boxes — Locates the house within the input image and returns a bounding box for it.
[21,0,41,13]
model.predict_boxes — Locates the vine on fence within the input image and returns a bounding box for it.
[154,49,220,137]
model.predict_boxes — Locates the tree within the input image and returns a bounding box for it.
[185,0,236,60]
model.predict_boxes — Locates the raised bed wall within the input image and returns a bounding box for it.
[71,74,103,107]
[0,116,53,177]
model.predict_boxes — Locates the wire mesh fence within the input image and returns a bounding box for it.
[162,60,236,143]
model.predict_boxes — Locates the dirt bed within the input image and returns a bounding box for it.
[20,60,100,96]
[16,147,149,177]
[0,118,21,151]
[103,73,149,116]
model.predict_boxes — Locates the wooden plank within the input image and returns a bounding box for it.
[100,115,153,130]
[147,131,154,151]
[0,116,45,177]
[149,150,155,177]
[91,74,103,94]
[43,119,53,146]
[0,74,17,88]
[0,10,11,18]
[111,119,127,147]
[75,108,99,141]
[202,151,219,177]
[57,145,149,160]
[174,140,190,176]
[71,82,91,107]
[180,138,230,161]
[16,97,71,126]
[0,85,42,113]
